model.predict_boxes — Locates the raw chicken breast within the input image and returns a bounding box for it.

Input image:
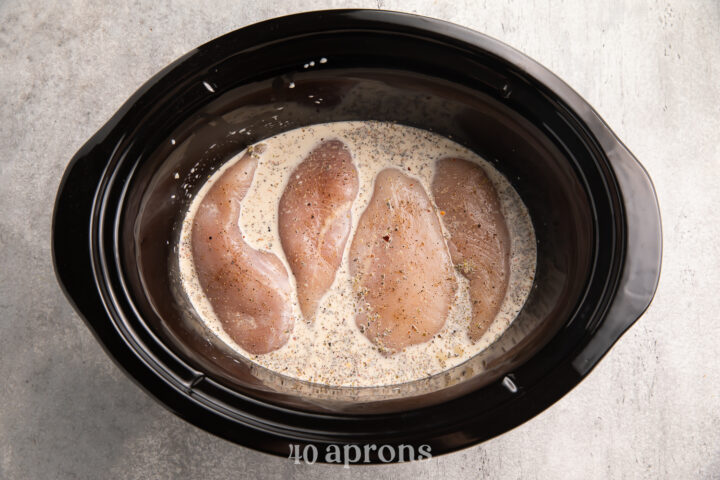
[432,158,510,342]
[192,146,294,354]
[349,168,457,354]
[279,140,359,320]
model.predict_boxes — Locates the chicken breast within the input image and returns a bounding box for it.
[432,158,510,342]
[349,168,457,354]
[192,145,294,354]
[279,140,359,320]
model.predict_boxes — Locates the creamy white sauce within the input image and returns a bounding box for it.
[178,121,536,387]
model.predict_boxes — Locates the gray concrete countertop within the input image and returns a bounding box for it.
[1,1,718,478]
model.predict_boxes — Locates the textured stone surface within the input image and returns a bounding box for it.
[1,1,718,478]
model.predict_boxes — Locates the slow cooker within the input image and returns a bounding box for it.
[52,9,662,462]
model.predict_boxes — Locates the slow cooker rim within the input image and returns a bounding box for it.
[99,10,622,437]
[101,16,622,413]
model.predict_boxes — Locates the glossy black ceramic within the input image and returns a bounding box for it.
[52,10,661,461]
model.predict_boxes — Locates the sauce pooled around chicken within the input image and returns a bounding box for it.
[179,121,536,387]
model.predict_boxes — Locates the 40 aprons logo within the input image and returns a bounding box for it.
[288,443,432,467]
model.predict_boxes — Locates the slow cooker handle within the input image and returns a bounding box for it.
[572,136,662,375]
[52,138,113,330]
